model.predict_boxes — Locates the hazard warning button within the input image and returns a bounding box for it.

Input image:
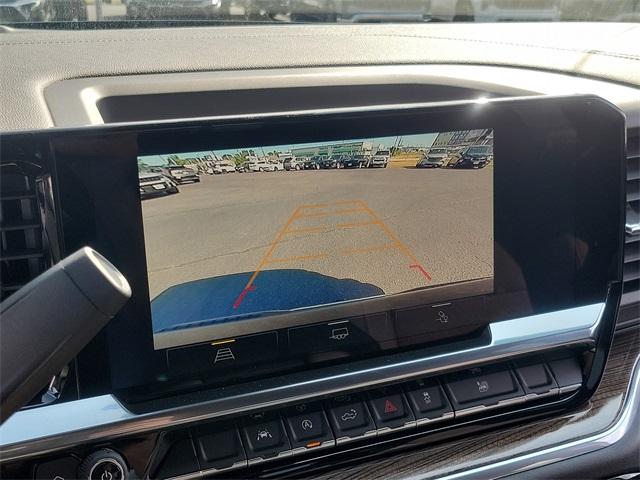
[366,386,416,432]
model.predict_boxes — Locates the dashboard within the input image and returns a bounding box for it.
[0,21,639,480]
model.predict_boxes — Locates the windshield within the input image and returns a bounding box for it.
[467,146,492,155]
[429,148,448,154]
[2,0,638,28]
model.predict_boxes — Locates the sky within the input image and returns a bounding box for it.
[138,132,439,166]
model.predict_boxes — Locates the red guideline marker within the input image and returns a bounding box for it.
[233,285,256,309]
[409,264,432,281]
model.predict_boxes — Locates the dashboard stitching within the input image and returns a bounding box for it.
[2,33,639,62]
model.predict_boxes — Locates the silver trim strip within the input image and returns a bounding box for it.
[626,223,640,236]
[0,303,603,462]
[43,66,640,128]
[436,352,640,480]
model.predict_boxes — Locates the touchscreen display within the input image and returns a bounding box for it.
[139,129,494,349]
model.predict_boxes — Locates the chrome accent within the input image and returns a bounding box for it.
[627,223,640,236]
[376,420,418,436]
[290,440,335,456]
[558,383,583,395]
[522,388,560,403]
[438,353,640,480]
[247,449,293,466]
[197,459,248,478]
[453,395,528,418]
[88,458,125,480]
[0,303,604,462]
[43,66,640,128]
[415,411,454,427]
[335,429,378,446]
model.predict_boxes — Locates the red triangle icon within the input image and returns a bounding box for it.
[384,399,398,414]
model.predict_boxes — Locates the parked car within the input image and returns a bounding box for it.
[417,147,448,168]
[269,161,285,171]
[160,166,200,184]
[288,0,429,22]
[236,161,251,173]
[0,0,87,22]
[283,156,305,171]
[369,150,390,168]
[451,145,493,169]
[138,172,179,200]
[125,0,229,20]
[213,160,236,174]
[247,159,281,172]
[430,0,562,22]
[304,156,324,170]
[320,155,346,169]
[342,154,370,168]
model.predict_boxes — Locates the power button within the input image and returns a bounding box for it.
[77,449,127,480]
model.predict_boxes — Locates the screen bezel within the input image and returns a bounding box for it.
[1,95,623,397]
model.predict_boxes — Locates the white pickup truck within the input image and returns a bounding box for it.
[369,150,390,168]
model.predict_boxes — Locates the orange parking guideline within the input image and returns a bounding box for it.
[232,206,303,309]
[233,199,432,309]
[336,220,377,229]
[341,242,400,256]
[298,203,329,209]
[296,207,365,218]
[265,253,329,264]
[283,225,328,235]
[356,200,432,281]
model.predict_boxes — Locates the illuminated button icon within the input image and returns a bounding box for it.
[436,310,449,324]
[330,327,350,341]
[256,429,273,441]
[100,471,113,480]
[422,391,432,405]
[476,380,489,393]
[383,399,398,414]
[295,404,307,413]
[301,419,313,430]
[340,408,358,422]
[214,347,235,364]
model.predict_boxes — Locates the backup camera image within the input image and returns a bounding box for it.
[138,129,494,349]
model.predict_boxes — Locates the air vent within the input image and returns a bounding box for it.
[621,127,640,324]
[0,163,47,301]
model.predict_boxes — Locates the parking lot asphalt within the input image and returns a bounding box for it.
[142,167,493,315]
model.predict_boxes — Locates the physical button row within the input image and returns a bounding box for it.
[158,357,581,479]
